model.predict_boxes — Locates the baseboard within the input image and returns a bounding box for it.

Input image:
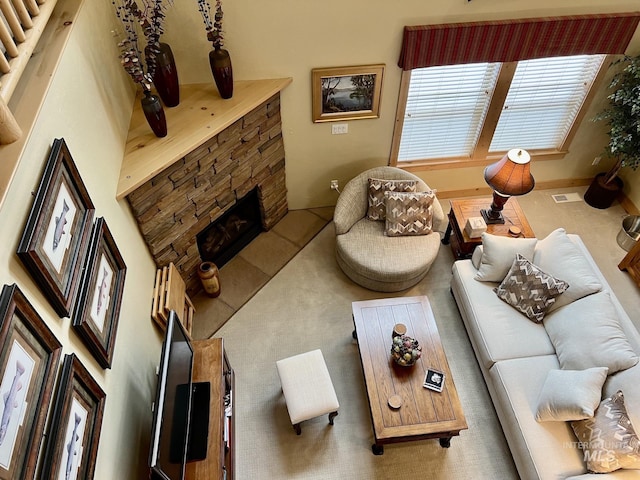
[620,194,640,215]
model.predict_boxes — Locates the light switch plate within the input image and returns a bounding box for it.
[331,123,348,135]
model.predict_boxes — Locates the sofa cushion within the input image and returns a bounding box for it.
[474,233,538,282]
[384,190,435,237]
[451,259,556,370]
[533,228,603,311]
[488,355,588,480]
[543,291,639,374]
[366,178,417,221]
[571,391,640,474]
[535,367,609,422]
[494,253,569,322]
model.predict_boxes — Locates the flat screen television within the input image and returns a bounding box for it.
[149,312,194,480]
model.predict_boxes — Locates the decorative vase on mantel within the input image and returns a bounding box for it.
[148,42,180,107]
[141,89,167,138]
[209,46,233,99]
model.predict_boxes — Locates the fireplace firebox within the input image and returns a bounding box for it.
[196,188,263,269]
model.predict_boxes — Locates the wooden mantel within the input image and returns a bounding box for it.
[116,78,292,200]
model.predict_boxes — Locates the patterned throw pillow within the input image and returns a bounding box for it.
[571,391,640,474]
[366,178,417,221]
[384,190,435,237]
[494,253,569,322]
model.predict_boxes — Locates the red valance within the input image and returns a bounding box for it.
[398,13,640,70]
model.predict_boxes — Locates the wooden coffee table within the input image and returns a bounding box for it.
[352,296,467,454]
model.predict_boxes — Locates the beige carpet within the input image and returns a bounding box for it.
[214,186,639,479]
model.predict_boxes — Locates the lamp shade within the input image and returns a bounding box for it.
[484,149,535,196]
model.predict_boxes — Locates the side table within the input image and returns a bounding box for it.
[442,197,535,260]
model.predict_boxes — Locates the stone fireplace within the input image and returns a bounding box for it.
[125,93,288,294]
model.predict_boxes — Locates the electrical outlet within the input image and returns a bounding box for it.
[331,124,348,135]
[330,180,339,191]
[592,156,601,166]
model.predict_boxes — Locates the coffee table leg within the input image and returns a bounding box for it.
[372,443,384,455]
[439,437,452,448]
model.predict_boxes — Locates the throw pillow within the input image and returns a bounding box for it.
[474,233,537,282]
[366,178,417,221]
[543,291,639,374]
[535,367,609,422]
[384,190,435,237]
[571,391,640,473]
[494,254,569,322]
[533,228,602,311]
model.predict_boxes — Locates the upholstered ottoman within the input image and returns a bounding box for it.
[276,349,339,435]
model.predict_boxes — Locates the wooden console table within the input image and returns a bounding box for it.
[442,197,535,260]
[185,338,235,480]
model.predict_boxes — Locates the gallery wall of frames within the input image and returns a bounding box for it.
[0,138,124,479]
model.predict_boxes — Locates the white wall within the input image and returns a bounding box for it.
[0,0,161,478]
[163,0,640,209]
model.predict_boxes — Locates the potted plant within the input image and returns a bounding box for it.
[585,54,640,208]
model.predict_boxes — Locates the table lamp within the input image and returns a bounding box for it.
[481,148,535,224]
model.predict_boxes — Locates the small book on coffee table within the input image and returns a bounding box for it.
[423,368,445,392]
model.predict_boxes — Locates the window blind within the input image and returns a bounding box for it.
[489,55,606,152]
[398,63,500,161]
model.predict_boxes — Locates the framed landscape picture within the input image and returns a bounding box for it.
[72,218,126,369]
[0,284,62,480]
[17,138,95,318]
[312,64,385,122]
[40,354,105,480]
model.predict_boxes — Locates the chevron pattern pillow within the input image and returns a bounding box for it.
[571,391,640,473]
[366,178,417,221]
[384,190,435,237]
[494,253,569,322]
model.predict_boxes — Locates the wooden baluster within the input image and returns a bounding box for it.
[11,0,34,29]
[24,0,40,16]
[0,96,22,144]
[0,0,27,43]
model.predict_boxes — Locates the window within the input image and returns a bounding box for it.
[392,54,607,167]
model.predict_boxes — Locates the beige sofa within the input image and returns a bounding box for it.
[450,228,640,480]
[334,166,444,292]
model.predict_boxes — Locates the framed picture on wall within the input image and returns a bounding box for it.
[72,218,126,369]
[0,284,62,480]
[311,64,385,123]
[17,138,95,318]
[39,354,105,480]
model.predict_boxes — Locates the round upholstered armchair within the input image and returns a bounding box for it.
[334,166,444,292]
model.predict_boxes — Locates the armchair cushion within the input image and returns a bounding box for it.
[384,190,436,237]
[366,178,417,221]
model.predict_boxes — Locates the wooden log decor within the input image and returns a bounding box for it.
[0,96,22,144]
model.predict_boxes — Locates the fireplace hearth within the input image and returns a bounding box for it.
[197,188,262,268]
